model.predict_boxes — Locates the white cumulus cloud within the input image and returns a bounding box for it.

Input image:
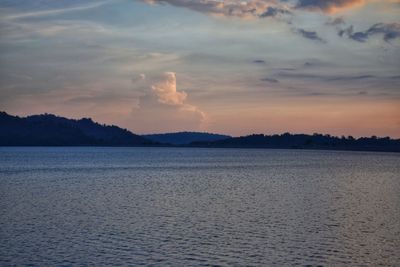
[151,72,188,106]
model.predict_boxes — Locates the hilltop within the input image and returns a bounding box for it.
[0,112,153,146]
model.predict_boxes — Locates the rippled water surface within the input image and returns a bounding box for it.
[1,147,399,266]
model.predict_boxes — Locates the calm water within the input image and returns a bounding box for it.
[0,147,399,266]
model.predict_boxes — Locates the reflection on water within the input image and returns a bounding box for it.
[1,147,399,266]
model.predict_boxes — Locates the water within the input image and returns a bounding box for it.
[0,147,399,266]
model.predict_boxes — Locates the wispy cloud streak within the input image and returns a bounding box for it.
[2,0,117,20]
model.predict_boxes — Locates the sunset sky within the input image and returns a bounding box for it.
[0,0,399,137]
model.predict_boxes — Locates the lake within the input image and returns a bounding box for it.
[0,147,399,266]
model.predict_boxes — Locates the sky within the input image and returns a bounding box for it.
[0,0,399,137]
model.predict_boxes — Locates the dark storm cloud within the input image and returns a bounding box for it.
[339,23,400,42]
[259,6,291,18]
[296,28,326,43]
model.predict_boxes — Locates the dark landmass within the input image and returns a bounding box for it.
[190,133,400,152]
[143,132,231,145]
[1,111,399,152]
[0,112,154,146]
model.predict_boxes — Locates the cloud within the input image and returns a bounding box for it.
[259,6,292,17]
[326,17,346,26]
[151,72,188,106]
[276,72,384,82]
[295,28,326,42]
[143,0,400,18]
[143,0,291,19]
[1,0,116,20]
[142,0,397,44]
[261,77,279,83]
[339,23,400,42]
[295,0,365,13]
[144,0,398,17]
[253,59,267,64]
[130,72,206,132]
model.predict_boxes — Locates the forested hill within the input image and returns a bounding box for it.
[0,112,154,146]
[190,133,400,152]
[143,132,230,145]
[1,111,399,152]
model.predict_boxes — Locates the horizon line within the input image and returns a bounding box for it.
[2,110,399,140]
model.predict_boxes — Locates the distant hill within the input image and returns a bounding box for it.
[0,112,154,146]
[143,132,231,145]
[190,133,400,152]
[1,111,399,152]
